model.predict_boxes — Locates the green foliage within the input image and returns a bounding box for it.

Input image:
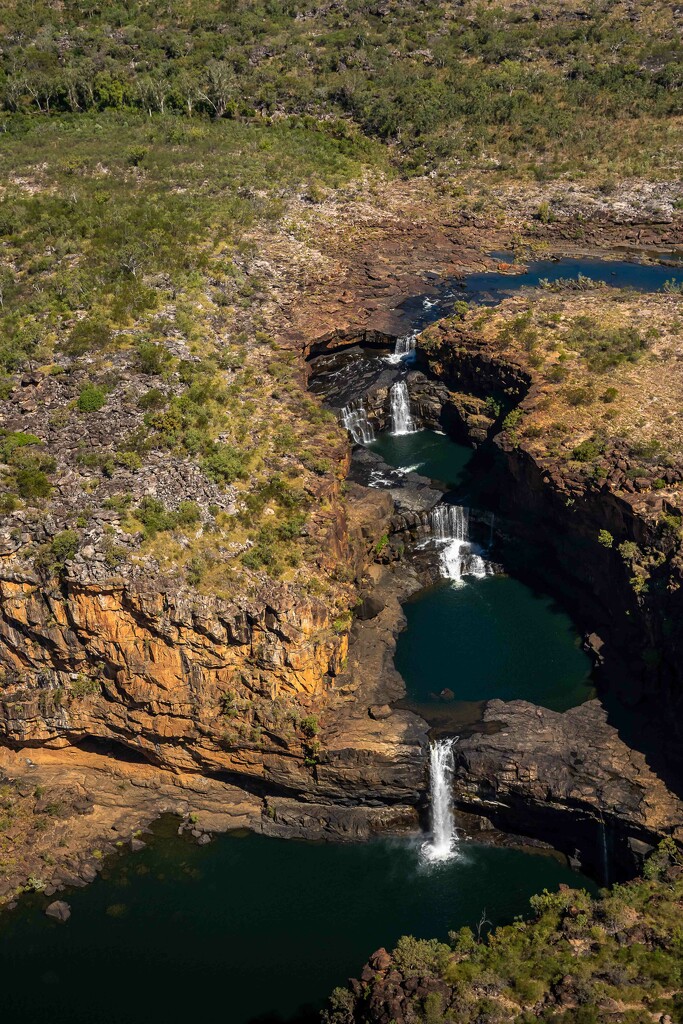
[0,1,679,183]
[300,715,319,739]
[484,396,502,419]
[619,540,639,561]
[328,856,683,1024]
[502,409,522,433]
[137,341,172,376]
[0,431,41,463]
[62,318,113,357]
[375,534,389,555]
[391,936,451,978]
[565,386,593,407]
[201,444,250,485]
[34,529,79,576]
[659,511,682,537]
[15,466,51,500]
[572,438,605,463]
[536,201,555,224]
[565,317,651,373]
[69,674,101,698]
[598,529,614,548]
[135,497,201,539]
[77,383,107,412]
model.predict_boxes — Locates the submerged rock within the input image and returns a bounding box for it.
[45,900,71,923]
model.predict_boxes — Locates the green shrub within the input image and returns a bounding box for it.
[536,201,554,224]
[202,444,250,484]
[502,409,522,433]
[565,386,593,407]
[598,529,613,548]
[566,317,650,373]
[15,466,51,500]
[77,384,107,412]
[135,497,202,539]
[138,388,167,409]
[572,439,604,463]
[137,341,172,375]
[0,431,41,463]
[619,540,639,561]
[34,530,80,575]
[62,318,113,356]
[392,936,451,978]
[70,675,101,698]
[300,715,319,738]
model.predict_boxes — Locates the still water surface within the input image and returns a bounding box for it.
[0,823,596,1024]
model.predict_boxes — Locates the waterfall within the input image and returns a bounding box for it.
[340,399,375,444]
[422,737,458,863]
[429,504,492,583]
[430,505,469,542]
[388,331,417,364]
[390,380,415,435]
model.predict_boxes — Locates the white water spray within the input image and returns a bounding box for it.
[429,505,492,583]
[340,399,375,444]
[390,380,415,435]
[387,331,417,364]
[422,737,458,862]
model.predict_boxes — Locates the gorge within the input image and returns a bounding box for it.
[2,250,682,1023]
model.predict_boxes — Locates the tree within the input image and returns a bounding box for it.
[200,61,235,118]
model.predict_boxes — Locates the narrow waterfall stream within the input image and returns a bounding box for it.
[423,738,458,863]
[390,380,415,435]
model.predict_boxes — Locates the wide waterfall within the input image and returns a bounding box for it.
[390,380,415,435]
[422,737,458,863]
[387,331,417,364]
[429,504,491,583]
[430,504,469,542]
[340,399,375,444]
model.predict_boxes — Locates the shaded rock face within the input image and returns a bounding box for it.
[418,320,683,763]
[453,700,683,881]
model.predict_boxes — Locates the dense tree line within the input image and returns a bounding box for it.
[1,0,682,164]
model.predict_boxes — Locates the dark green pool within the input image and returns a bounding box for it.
[0,822,595,1024]
[395,576,594,712]
[369,429,473,488]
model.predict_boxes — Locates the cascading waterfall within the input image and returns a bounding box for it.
[388,331,417,364]
[422,737,458,862]
[340,399,375,444]
[429,504,491,583]
[390,380,415,435]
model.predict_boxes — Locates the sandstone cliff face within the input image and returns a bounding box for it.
[0,485,399,788]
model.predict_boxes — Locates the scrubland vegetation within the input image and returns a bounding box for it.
[324,842,683,1024]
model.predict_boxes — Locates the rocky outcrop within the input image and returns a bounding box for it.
[453,700,683,880]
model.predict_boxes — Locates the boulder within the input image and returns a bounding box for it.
[369,704,393,720]
[45,900,71,923]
